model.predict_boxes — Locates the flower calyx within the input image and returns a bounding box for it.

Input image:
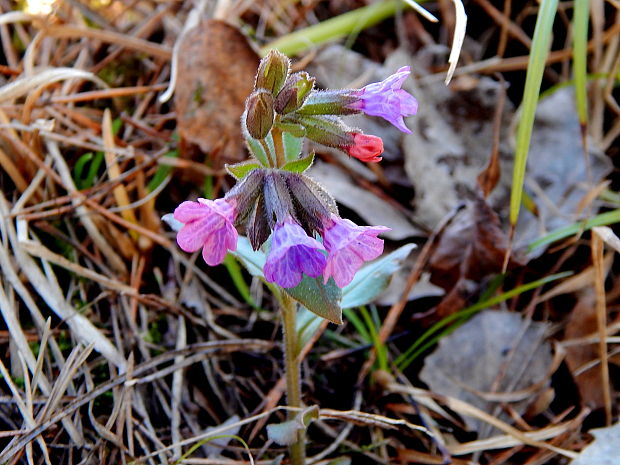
[245,89,275,140]
[274,72,315,115]
[255,49,290,95]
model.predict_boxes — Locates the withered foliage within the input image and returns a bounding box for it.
[0,1,618,464]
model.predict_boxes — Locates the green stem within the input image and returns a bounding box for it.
[260,0,415,57]
[259,138,276,168]
[280,292,306,465]
[272,126,285,167]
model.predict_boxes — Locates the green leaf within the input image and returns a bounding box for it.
[230,236,266,277]
[282,151,315,173]
[285,275,342,324]
[341,244,416,309]
[282,130,304,162]
[245,136,271,167]
[267,405,319,446]
[225,160,262,180]
[297,306,324,348]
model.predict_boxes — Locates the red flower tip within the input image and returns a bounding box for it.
[345,133,384,163]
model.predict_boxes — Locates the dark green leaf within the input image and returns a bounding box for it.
[285,275,342,324]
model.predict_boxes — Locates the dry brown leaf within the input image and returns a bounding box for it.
[419,310,554,437]
[429,196,521,291]
[564,289,608,410]
[175,19,259,169]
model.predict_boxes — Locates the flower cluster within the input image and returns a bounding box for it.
[172,51,417,289]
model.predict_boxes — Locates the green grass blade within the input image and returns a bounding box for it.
[223,254,257,309]
[147,150,177,192]
[528,209,620,253]
[572,0,589,125]
[359,305,388,371]
[395,271,572,370]
[343,308,372,343]
[510,0,559,226]
[260,0,414,57]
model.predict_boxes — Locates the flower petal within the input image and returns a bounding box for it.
[322,215,389,287]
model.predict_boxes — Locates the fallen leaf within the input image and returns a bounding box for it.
[428,196,520,291]
[419,310,553,437]
[564,289,607,410]
[175,19,259,168]
[391,47,515,229]
[570,422,620,465]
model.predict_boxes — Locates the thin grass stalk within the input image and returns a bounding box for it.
[591,231,612,426]
[527,208,620,252]
[572,0,589,127]
[395,271,572,370]
[509,0,559,226]
[261,0,413,57]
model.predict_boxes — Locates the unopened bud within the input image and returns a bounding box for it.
[255,50,290,95]
[297,90,359,116]
[245,90,274,139]
[274,72,315,114]
[294,115,353,148]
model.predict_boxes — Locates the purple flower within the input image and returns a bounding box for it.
[322,215,390,288]
[174,198,238,266]
[264,218,327,288]
[347,66,418,134]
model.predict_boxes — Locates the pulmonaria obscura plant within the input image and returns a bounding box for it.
[174,50,417,290]
[169,50,417,464]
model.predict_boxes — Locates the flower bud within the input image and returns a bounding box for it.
[297,90,359,116]
[274,72,315,114]
[255,50,290,95]
[293,115,354,148]
[245,90,275,139]
[343,133,384,163]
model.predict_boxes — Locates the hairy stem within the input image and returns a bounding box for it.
[259,138,276,168]
[272,125,286,167]
[280,292,306,465]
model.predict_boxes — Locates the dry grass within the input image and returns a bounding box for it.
[0,0,619,464]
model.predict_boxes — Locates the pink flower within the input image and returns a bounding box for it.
[343,133,384,163]
[347,66,418,134]
[322,214,390,288]
[174,198,238,266]
[264,218,326,288]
